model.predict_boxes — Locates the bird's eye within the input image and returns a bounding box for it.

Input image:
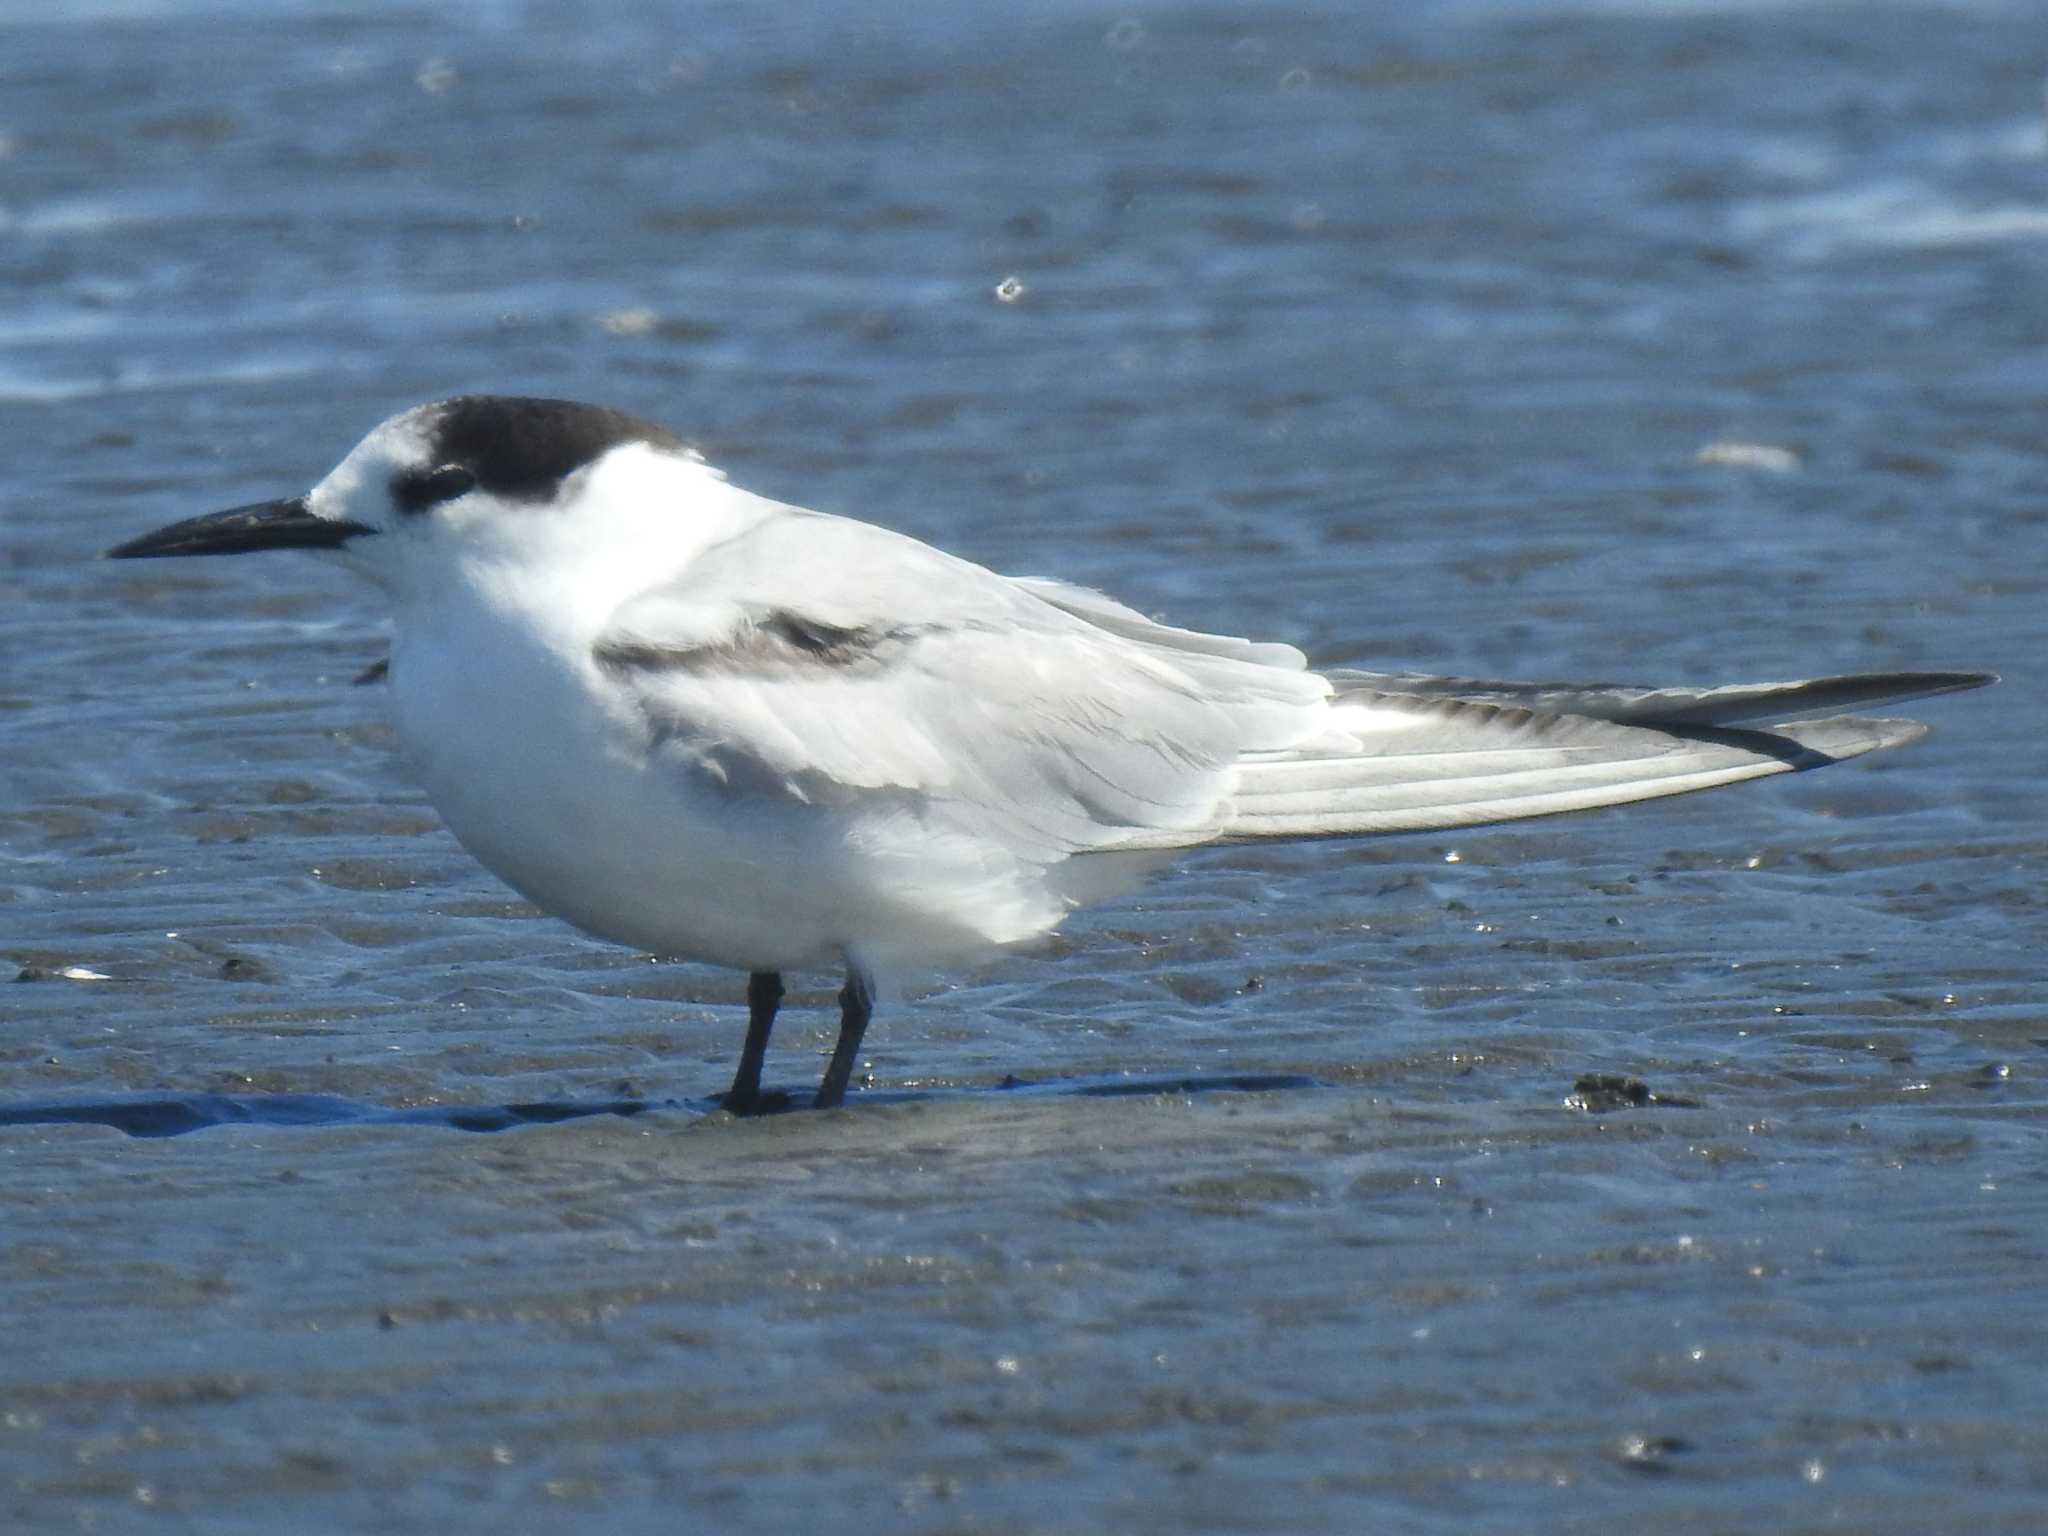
[393,464,478,517]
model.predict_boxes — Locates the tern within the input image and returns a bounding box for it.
[108,396,1992,1110]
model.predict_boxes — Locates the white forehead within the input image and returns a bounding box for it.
[307,405,438,510]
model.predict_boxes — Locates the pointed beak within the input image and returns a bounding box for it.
[105,497,375,559]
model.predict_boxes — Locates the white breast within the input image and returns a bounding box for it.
[385,564,1093,979]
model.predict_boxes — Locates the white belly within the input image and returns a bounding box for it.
[385,618,1110,977]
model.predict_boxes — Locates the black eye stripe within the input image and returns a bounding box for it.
[392,464,478,516]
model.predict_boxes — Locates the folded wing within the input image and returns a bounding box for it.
[591,512,1330,862]
[592,510,1991,859]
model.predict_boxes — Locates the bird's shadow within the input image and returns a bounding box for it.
[0,1072,1322,1140]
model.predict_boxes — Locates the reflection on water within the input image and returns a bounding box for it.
[0,1073,1329,1138]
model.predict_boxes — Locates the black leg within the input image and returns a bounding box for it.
[723,970,783,1113]
[814,964,875,1109]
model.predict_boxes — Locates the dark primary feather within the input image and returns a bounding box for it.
[1336,669,1995,727]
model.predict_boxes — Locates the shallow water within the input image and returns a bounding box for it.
[4,1,2046,1529]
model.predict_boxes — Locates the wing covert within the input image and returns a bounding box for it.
[592,510,1330,861]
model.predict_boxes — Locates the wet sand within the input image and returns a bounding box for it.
[5,1,2046,1528]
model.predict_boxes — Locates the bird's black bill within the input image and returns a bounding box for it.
[105,497,374,559]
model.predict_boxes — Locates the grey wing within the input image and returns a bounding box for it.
[595,508,1992,853]
[1213,671,1995,843]
[591,512,1333,861]
[1012,583,1992,730]
[988,591,1994,841]
[1010,575,1313,669]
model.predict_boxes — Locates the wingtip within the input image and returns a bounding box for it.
[1919,669,1998,693]
[1816,669,1998,701]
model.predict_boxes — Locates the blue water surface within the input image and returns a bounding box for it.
[2,2,2044,1530]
